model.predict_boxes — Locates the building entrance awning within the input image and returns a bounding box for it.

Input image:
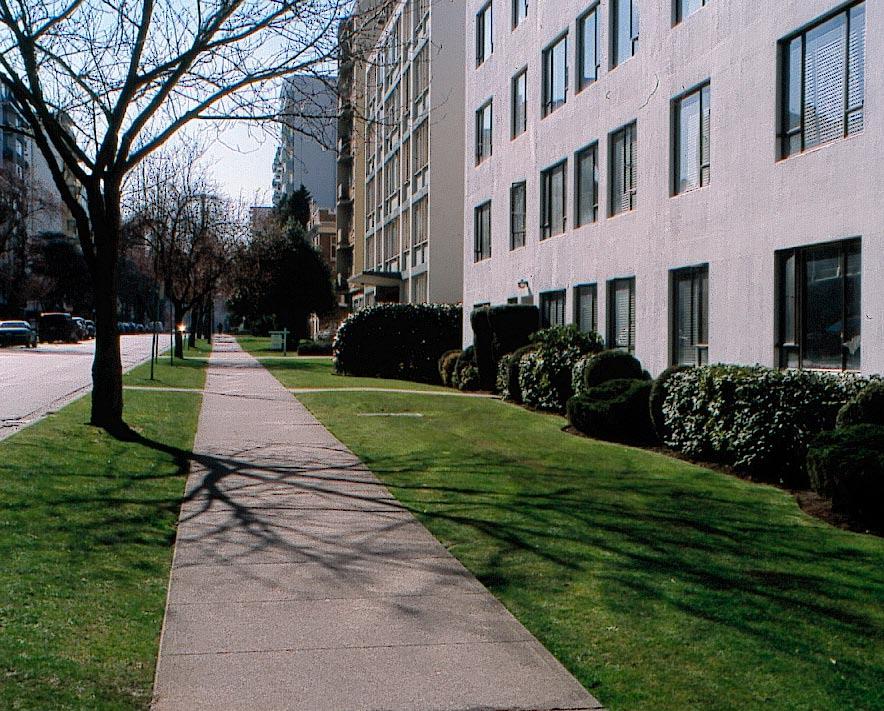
[347,270,403,288]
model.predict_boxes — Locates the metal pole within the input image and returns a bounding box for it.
[282,328,288,357]
[169,303,174,366]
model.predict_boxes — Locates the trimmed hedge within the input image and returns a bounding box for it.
[452,346,479,391]
[518,326,605,412]
[836,380,884,428]
[662,365,871,485]
[567,379,655,444]
[297,339,333,355]
[649,364,692,441]
[807,424,884,526]
[334,304,462,383]
[506,344,538,404]
[438,349,461,387]
[583,350,644,389]
[471,304,540,390]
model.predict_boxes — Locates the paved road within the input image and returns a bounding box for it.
[0,335,164,440]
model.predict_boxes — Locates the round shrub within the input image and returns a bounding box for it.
[837,380,884,428]
[452,346,477,390]
[333,303,462,383]
[583,349,644,389]
[496,354,512,398]
[571,355,592,399]
[507,344,537,404]
[807,424,884,526]
[438,349,462,387]
[457,363,480,391]
[649,364,692,440]
[566,378,654,444]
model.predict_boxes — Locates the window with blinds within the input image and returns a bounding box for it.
[540,160,567,239]
[574,284,597,333]
[542,34,568,117]
[610,122,637,215]
[474,201,492,262]
[510,181,526,249]
[607,277,635,353]
[674,83,710,194]
[781,2,864,158]
[671,265,708,366]
[540,290,566,328]
[576,144,598,226]
[475,100,493,164]
[612,0,639,67]
[776,238,861,371]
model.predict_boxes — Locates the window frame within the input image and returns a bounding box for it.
[475,99,493,165]
[673,81,711,195]
[778,1,865,159]
[606,276,636,354]
[670,264,709,366]
[675,0,708,25]
[574,283,598,333]
[542,32,569,117]
[540,289,567,328]
[474,200,492,262]
[609,121,637,216]
[476,2,493,67]
[611,0,639,68]
[512,0,528,29]
[540,159,567,240]
[577,4,600,92]
[575,142,599,226]
[511,67,528,138]
[510,180,527,250]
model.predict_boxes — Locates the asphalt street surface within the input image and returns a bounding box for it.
[0,334,165,441]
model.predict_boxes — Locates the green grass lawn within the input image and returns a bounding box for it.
[295,386,884,711]
[235,334,293,356]
[124,339,211,389]
[0,360,207,709]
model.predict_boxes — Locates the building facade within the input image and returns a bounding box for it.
[348,0,466,309]
[272,75,338,209]
[462,0,882,376]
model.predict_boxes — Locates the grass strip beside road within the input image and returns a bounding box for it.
[0,355,208,709]
[296,386,884,711]
[124,339,211,389]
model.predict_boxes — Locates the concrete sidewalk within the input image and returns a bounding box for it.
[152,337,603,711]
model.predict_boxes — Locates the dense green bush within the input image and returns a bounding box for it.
[333,304,461,383]
[583,350,644,388]
[496,354,513,398]
[836,380,884,428]
[567,379,655,444]
[517,326,605,412]
[470,305,540,389]
[438,349,462,387]
[649,364,692,440]
[807,425,884,526]
[662,365,871,484]
[506,344,538,404]
[571,355,592,399]
[297,339,333,355]
[452,346,479,391]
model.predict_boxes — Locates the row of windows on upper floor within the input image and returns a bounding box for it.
[476,0,865,162]
[476,237,861,372]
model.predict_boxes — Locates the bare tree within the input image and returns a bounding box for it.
[0,0,351,434]
[126,149,242,359]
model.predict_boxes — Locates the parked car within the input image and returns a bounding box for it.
[0,320,38,348]
[72,317,89,340]
[38,312,78,343]
[83,320,96,338]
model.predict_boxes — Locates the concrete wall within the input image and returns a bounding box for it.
[462,0,882,376]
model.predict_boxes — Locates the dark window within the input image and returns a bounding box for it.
[575,143,598,225]
[671,265,709,366]
[676,0,708,24]
[507,296,519,304]
[780,2,865,158]
[540,290,566,327]
[512,68,528,137]
[475,100,493,164]
[542,34,568,116]
[607,277,635,353]
[476,3,493,66]
[510,181,527,249]
[777,238,861,371]
[513,0,528,28]
[474,201,492,262]
[578,5,599,90]
[540,160,567,239]
[574,284,597,333]
[612,0,639,67]
[610,122,637,215]
[674,83,711,194]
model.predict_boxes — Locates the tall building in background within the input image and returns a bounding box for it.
[462,0,881,376]
[345,0,465,309]
[272,75,337,209]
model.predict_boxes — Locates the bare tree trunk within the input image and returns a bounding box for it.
[173,301,185,359]
[90,242,124,433]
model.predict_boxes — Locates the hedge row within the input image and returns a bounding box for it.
[471,305,539,390]
[334,304,461,383]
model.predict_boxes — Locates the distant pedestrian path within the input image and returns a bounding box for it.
[151,336,602,711]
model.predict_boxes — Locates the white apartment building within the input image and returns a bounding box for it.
[463,0,882,376]
[352,0,465,308]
